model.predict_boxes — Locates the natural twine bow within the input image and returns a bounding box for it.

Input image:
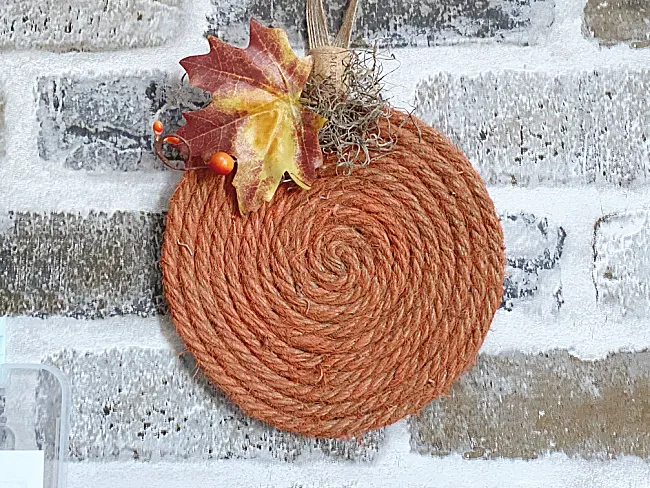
[306,0,358,93]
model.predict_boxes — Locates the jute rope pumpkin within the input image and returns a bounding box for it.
[160,111,505,438]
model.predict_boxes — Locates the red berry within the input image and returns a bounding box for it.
[163,136,181,145]
[153,120,164,136]
[207,152,235,175]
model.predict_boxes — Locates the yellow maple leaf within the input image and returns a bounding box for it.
[173,19,327,214]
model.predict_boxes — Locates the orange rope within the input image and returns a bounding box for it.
[160,110,505,438]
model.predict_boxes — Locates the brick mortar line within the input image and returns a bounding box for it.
[8,304,650,364]
[5,316,184,363]
[64,449,650,488]
[9,308,650,364]
[1,153,650,212]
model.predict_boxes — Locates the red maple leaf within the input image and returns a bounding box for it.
[170,19,326,214]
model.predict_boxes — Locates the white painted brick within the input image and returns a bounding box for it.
[37,73,209,171]
[501,212,566,312]
[39,349,382,462]
[0,0,184,51]
[0,89,4,162]
[0,393,6,449]
[593,209,650,317]
[415,70,650,187]
[207,0,554,48]
[260,485,357,488]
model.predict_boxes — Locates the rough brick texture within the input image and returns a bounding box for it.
[593,209,650,317]
[37,74,210,171]
[0,392,6,449]
[40,349,382,462]
[584,0,650,48]
[0,93,4,160]
[0,212,165,318]
[412,351,650,459]
[415,70,650,187]
[501,213,566,312]
[207,0,555,48]
[0,0,184,52]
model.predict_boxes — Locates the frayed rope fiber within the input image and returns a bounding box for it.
[161,110,505,438]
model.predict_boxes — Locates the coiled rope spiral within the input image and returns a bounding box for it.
[161,110,505,438]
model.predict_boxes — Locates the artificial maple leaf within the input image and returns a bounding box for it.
[174,19,327,214]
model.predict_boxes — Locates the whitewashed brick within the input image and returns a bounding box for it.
[0,0,184,52]
[593,209,650,317]
[501,213,566,312]
[412,351,650,459]
[584,0,650,48]
[0,212,165,318]
[207,0,554,48]
[0,209,564,319]
[415,71,650,187]
[0,91,4,162]
[0,210,564,318]
[37,73,209,171]
[0,393,6,449]
[39,349,382,462]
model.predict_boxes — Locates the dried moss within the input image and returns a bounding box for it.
[302,47,396,173]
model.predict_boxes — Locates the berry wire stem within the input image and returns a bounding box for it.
[153,133,207,172]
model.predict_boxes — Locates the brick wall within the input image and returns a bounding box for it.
[2,0,650,487]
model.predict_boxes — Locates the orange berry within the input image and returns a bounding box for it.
[153,120,164,136]
[163,136,181,145]
[207,152,235,175]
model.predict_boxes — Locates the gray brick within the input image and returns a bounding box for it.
[39,349,382,462]
[415,70,650,187]
[207,0,555,49]
[0,400,10,450]
[0,0,184,52]
[37,73,210,171]
[0,212,165,318]
[593,209,650,317]
[584,0,650,48]
[501,213,566,312]
[411,351,650,459]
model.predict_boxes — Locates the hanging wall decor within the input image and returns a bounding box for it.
[156,0,505,439]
